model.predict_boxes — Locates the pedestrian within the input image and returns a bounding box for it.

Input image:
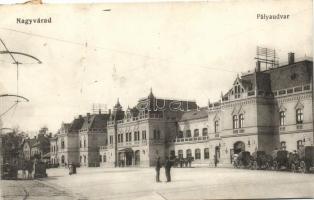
[27,161,33,179]
[164,156,172,182]
[22,162,27,180]
[214,155,218,167]
[155,157,161,182]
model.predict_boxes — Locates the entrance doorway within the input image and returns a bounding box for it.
[125,151,133,166]
[234,141,245,154]
[215,146,220,162]
[134,150,140,166]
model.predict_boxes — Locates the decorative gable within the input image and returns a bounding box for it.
[278,104,287,112]
[295,99,304,110]
[213,112,220,121]
[231,106,238,116]
[238,105,245,115]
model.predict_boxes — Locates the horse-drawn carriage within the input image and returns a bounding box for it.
[173,156,194,168]
[290,146,314,173]
[1,163,18,180]
[233,151,251,168]
[33,160,48,178]
[250,151,272,170]
[271,150,289,170]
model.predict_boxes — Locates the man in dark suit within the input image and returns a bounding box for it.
[155,157,161,182]
[164,156,172,182]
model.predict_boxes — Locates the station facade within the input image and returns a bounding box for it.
[51,53,313,168]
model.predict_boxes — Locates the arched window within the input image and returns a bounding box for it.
[178,150,183,159]
[61,155,65,164]
[279,111,285,126]
[186,149,192,158]
[195,149,201,160]
[177,131,183,138]
[186,130,191,138]
[202,128,208,136]
[204,148,209,159]
[233,115,238,129]
[296,109,303,124]
[194,129,199,137]
[239,114,244,128]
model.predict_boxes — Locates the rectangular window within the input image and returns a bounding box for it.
[296,109,303,124]
[142,130,146,140]
[109,136,113,144]
[129,132,132,141]
[239,114,244,128]
[233,115,238,129]
[214,121,219,133]
[280,111,285,126]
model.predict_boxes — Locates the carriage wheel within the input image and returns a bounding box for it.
[273,161,278,171]
[300,161,307,173]
[253,161,258,170]
[265,162,270,170]
[291,163,296,173]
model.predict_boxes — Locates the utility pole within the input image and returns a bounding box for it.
[114,104,118,168]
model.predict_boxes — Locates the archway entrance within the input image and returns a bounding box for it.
[119,148,133,167]
[134,150,140,166]
[234,141,245,154]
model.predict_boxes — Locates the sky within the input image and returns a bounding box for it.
[0,0,312,135]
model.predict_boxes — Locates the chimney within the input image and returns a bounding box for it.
[256,61,261,72]
[288,52,295,65]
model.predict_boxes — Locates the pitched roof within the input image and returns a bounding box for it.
[69,117,84,132]
[179,107,208,121]
[81,113,110,131]
[267,60,312,91]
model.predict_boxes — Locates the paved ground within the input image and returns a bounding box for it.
[0,179,74,200]
[2,167,314,199]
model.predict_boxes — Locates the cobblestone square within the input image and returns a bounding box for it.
[3,167,313,200]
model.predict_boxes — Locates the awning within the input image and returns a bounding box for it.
[118,148,133,153]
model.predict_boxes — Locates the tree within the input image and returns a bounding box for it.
[2,130,24,164]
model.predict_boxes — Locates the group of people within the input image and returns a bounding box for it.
[155,156,173,183]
